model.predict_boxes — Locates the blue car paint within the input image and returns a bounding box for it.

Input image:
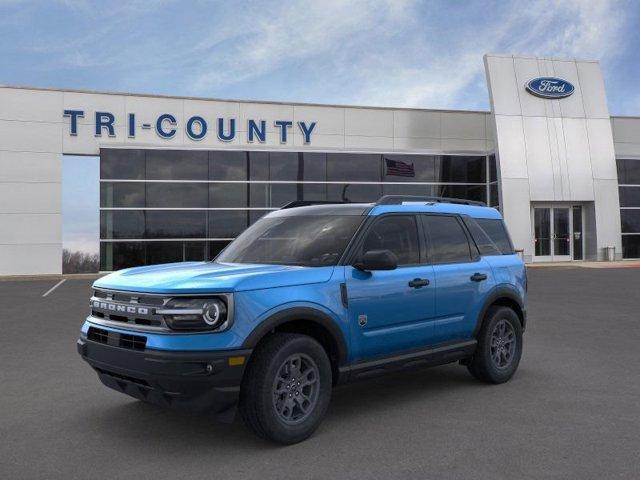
[83,202,525,364]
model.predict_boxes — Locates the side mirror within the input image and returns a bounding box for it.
[353,249,398,271]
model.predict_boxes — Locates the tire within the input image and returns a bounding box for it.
[239,333,332,444]
[467,306,523,384]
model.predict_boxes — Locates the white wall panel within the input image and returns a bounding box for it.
[441,112,486,139]
[0,151,61,182]
[484,55,520,116]
[440,138,487,152]
[494,115,528,178]
[344,135,394,150]
[0,182,61,214]
[576,62,610,119]
[562,118,594,200]
[393,110,440,139]
[63,123,127,155]
[611,117,640,144]
[552,60,585,119]
[0,87,63,123]
[0,244,61,275]
[294,106,344,136]
[593,178,622,259]
[499,178,532,255]
[522,116,555,200]
[0,120,62,153]
[0,214,61,244]
[513,57,546,117]
[587,119,618,179]
[344,108,393,138]
[393,137,441,152]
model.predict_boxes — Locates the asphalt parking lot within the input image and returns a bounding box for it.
[1,267,639,480]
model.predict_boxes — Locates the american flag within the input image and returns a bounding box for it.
[385,157,415,177]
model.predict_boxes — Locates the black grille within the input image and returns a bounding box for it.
[87,326,109,344]
[87,326,147,351]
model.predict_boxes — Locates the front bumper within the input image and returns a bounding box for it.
[77,336,251,418]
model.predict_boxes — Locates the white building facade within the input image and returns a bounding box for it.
[1,53,639,275]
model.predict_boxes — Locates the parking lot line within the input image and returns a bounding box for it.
[42,279,66,297]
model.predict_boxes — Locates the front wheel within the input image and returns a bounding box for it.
[467,306,523,384]
[239,333,332,444]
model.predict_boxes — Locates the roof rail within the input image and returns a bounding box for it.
[280,200,350,209]
[375,195,486,207]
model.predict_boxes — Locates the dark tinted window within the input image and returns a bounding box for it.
[146,241,183,265]
[621,210,640,233]
[327,184,381,203]
[327,154,381,182]
[619,187,640,207]
[249,151,269,180]
[270,152,299,181]
[382,155,435,182]
[361,215,420,265]
[209,183,247,208]
[617,159,640,185]
[436,156,486,183]
[436,184,486,203]
[100,183,145,208]
[463,217,500,256]
[475,218,514,254]
[622,236,640,259]
[100,242,145,271]
[100,149,145,179]
[423,215,472,264]
[210,151,247,180]
[146,183,208,208]
[489,154,497,182]
[302,153,327,181]
[145,150,208,180]
[217,215,363,266]
[146,211,206,238]
[100,211,144,239]
[209,210,248,238]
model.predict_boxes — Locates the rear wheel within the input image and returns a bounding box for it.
[467,306,523,384]
[239,333,332,444]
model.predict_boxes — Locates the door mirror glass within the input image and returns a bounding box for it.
[354,249,398,271]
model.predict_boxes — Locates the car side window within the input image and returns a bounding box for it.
[422,215,473,264]
[360,215,420,265]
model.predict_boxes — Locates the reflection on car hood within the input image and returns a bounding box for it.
[93,262,335,294]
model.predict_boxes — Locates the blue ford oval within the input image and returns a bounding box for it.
[526,77,575,99]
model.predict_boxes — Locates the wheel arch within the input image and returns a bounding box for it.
[241,307,348,384]
[473,286,526,337]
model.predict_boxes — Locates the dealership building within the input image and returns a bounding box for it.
[1,53,640,275]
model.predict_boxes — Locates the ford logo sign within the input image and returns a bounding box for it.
[525,77,575,99]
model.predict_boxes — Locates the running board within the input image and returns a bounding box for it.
[337,340,477,383]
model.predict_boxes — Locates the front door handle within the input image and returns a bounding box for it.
[408,278,430,288]
[470,272,487,282]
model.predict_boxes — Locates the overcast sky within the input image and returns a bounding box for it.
[2,0,639,254]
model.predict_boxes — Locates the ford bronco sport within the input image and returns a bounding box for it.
[78,195,526,444]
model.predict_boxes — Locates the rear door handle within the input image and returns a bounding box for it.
[408,278,430,288]
[470,272,487,282]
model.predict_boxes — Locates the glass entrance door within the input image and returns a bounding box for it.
[552,208,571,261]
[533,205,583,262]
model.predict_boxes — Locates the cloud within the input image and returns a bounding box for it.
[2,0,634,112]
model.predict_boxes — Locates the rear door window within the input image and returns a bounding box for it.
[475,218,514,254]
[422,215,473,264]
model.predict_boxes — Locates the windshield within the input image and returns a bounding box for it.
[216,215,364,266]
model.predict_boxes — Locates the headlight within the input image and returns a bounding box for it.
[157,297,230,332]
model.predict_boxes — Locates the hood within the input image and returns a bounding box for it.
[93,261,335,294]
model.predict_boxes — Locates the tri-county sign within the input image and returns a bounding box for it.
[63,110,317,144]
[525,77,575,99]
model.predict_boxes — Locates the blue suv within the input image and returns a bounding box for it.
[78,195,526,444]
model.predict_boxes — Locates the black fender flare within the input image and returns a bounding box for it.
[241,307,348,366]
[473,286,526,337]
